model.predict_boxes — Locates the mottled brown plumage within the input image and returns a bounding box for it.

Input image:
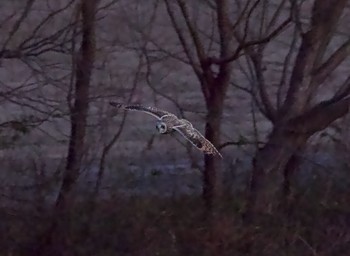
[109,102,222,158]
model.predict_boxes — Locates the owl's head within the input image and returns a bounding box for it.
[156,121,168,134]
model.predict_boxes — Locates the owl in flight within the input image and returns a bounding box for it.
[109,102,222,158]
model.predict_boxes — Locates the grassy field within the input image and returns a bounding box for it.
[1,181,349,256]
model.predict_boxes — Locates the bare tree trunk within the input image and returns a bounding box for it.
[246,97,350,218]
[33,1,97,255]
[246,128,308,217]
[203,83,225,213]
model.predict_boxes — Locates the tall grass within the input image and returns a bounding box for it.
[1,174,349,256]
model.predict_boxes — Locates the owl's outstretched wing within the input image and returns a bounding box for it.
[109,102,175,120]
[173,124,223,158]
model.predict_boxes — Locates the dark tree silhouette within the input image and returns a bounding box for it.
[244,0,350,217]
[34,1,97,255]
[164,0,290,213]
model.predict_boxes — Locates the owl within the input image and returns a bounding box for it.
[110,102,222,158]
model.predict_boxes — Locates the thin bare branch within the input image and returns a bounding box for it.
[313,38,350,85]
[231,0,256,32]
[18,0,76,49]
[267,0,288,31]
[331,75,350,102]
[230,71,268,117]
[286,97,350,134]
[258,0,268,39]
[205,10,217,55]
[210,16,291,65]
[289,0,304,34]
[67,3,81,112]
[176,0,207,62]
[1,0,35,53]
[248,50,276,121]
[241,0,261,43]
[143,47,186,118]
[164,0,201,77]
[277,24,298,109]
[218,140,264,150]
[93,53,143,201]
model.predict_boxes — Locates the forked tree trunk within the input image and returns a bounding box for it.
[246,97,350,218]
[246,127,309,217]
[241,0,350,220]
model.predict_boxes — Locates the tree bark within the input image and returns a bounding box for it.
[202,81,225,213]
[246,97,350,217]
[32,1,97,255]
[246,126,308,216]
